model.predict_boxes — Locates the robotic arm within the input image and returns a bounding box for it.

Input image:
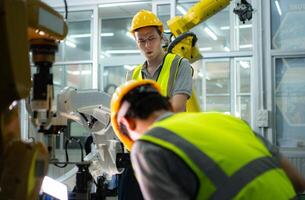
[166,0,253,63]
[168,0,230,37]
[56,87,125,199]
[167,0,231,63]
[57,87,111,133]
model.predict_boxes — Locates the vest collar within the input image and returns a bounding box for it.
[155,111,173,122]
[141,53,169,77]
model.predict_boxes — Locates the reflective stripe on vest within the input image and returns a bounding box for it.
[131,53,182,97]
[139,113,295,199]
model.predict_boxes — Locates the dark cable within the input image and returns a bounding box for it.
[70,137,84,162]
[84,135,93,155]
[63,0,68,19]
[54,139,70,168]
[53,137,85,168]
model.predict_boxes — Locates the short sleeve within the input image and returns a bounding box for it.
[171,58,193,98]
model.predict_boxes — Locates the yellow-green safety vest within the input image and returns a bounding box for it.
[139,112,296,200]
[131,53,181,97]
[131,53,200,112]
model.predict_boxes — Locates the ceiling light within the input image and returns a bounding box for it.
[223,46,230,52]
[275,0,282,16]
[220,24,252,30]
[65,40,76,48]
[124,65,136,71]
[177,5,187,15]
[216,83,223,88]
[239,61,250,69]
[239,44,252,49]
[239,24,252,29]
[199,47,212,51]
[204,27,218,40]
[220,26,230,30]
[101,32,114,37]
[126,32,135,40]
[99,2,147,8]
[67,70,91,75]
[100,52,111,58]
[105,50,141,54]
[69,33,91,38]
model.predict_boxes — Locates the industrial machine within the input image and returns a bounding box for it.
[0,0,67,199]
[167,0,253,62]
[55,87,126,200]
[166,0,253,112]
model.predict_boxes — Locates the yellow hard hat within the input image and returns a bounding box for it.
[129,9,164,33]
[111,80,161,150]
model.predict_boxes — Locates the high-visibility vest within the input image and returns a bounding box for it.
[139,112,296,200]
[131,53,200,111]
[131,53,181,97]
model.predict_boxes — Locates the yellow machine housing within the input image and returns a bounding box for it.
[166,0,232,112]
[167,0,230,36]
[0,0,67,199]
[166,0,230,63]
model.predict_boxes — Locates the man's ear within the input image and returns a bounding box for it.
[120,117,136,131]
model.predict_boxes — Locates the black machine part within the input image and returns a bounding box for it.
[233,0,254,24]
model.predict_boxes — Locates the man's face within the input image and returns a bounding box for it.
[134,26,162,61]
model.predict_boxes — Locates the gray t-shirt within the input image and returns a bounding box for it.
[126,55,193,98]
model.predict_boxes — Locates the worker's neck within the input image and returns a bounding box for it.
[135,110,170,136]
[137,110,168,129]
[147,51,165,70]
[149,110,169,122]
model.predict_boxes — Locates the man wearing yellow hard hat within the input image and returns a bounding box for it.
[120,9,193,200]
[126,9,193,112]
[112,79,305,200]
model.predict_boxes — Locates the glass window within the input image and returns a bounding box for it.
[237,60,251,93]
[202,59,231,112]
[197,58,252,123]
[56,10,93,61]
[52,66,65,105]
[238,20,253,51]
[99,2,152,92]
[53,66,65,87]
[236,59,251,123]
[157,4,171,32]
[99,3,152,58]
[103,65,129,95]
[205,60,230,94]
[206,96,230,113]
[275,57,305,148]
[236,0,253,51]
[271,0,305,50]
[66,64,93,89]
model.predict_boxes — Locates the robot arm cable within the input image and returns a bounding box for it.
[63,0,68,19]
[53,137,85,168]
